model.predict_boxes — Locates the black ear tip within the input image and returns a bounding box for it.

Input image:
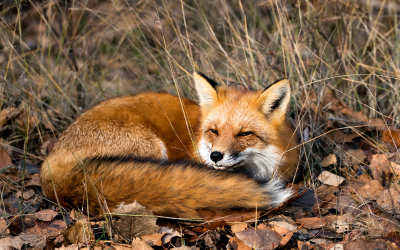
[194,71,219,89]
[263,78,289,91]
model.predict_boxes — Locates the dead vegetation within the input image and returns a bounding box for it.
[0,0,400,249]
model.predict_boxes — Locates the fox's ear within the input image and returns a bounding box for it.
[257,79,291,121]
[193,72,219,111]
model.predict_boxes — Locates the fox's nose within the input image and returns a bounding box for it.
[210,151,224,163]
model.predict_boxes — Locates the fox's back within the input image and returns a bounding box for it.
[41,93,200,198]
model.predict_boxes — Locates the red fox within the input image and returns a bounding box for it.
[40,72,299,218]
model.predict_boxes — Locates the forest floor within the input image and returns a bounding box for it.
[1,0,400,249]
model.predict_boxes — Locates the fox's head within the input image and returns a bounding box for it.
[193,72,298,181]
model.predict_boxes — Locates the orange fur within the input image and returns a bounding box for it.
[40,72,299,218]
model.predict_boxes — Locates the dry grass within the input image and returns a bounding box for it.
[1,0,400,236]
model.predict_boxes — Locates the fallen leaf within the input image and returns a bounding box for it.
[141,232,166,247]
[111,245,132,250]
[40,137,57,156]
[0,236,13,249]
[329,130,359,143]
[279,232,293,247]
[131,238,155,250]
[112,201,159,239]
[332,220,349,233]
[228,235,252,250]
[0,107,21,128]
[321,154,337,167]
[235,229,280,250]
[296,217,326,229]
[56,245,79,250]
[16,189,35,200]
[297,240,314,250]
[318,171,345,186]
[159,227,181,245]
[339,149,367,167]
[337,195,356,214]
[63,220,94,244]
[376,185,400,214]
[26,173,41,187]
[16,110,40,132]
[357,180,384,201]
[9,216,37,235]
[257,223,269,230]
[19,220,66,249]
[231,223,248,233]
[369,153,400,178]
[34,209,58,221]
[340,108,367,123]
[382,130,400,148]
[0,145,12,169]
[383,232,400,248]
[0,218,8,234]
[368,118,387,131]
[343,238,400,250]
[269,221,296,231]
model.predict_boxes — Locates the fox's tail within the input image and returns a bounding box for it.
[41,156,292,218]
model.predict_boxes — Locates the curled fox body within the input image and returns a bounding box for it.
[40,72,299,218]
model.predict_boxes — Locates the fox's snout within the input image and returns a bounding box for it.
[210,151,224,163]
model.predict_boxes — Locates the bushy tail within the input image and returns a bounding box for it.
[42,156,292,218]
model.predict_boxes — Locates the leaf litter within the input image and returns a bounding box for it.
[1,1,400,250]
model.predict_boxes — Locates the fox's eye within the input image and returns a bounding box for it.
[238,131,253,137]
[210,129,218,135]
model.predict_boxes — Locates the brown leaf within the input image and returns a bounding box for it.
[231,222,248,233]
[34,209,58,221]
[368,118,387,131]
[16,110,40,131]
[296,217,326,229]
[382,130,400,148]
[26,173,41,187]
[63,220,93,244]
[376,185,400,214]
[279,232,293,247]
[131,238,154,250]
[159,227,181,245]
[340,108,367,123]
[235,229,280,250]
[0,218,9,234]
[0,107,22,128]
[324,215,347,225]
[339,149,367,167]
[16,189,35,200]
[9,216,37,235]
[357,180,384,201]
[269,224,293,247]
[19,220,66,249]
[141,233,166,247]
[0,145,12,169]
[112,201,159,239]
[337,195,356,214]
[113,244,134,250]
[228,236,252,250]
[40,137,57,156]
[332,220,349,233]
[317,171,345,186]
[344,238,400,250]
[329,130,359,143]
[383,232,400,248]
[369,153,400,178]
[321,154,337,167]
[269,221,296,232]
[0,236,13,249]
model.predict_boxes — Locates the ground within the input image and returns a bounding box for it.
[0,0,400,249]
